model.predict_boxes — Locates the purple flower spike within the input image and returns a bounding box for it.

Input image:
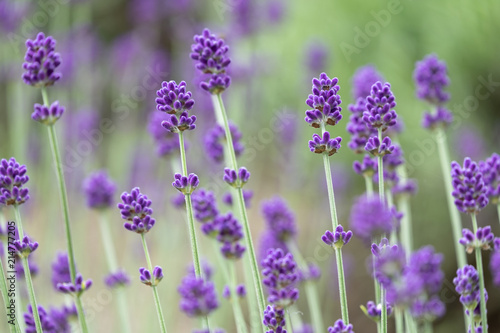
[363,81,397,131]
[372,238,405,288]
[308,132,342,156]
[490,241,500,287]
[453,265,481,310]
[178,274,219,317]
[460,226,494,253]
[31,101,65,125]
[57,273,92,297]
[118,187,156,234]
[223,167,250,188]
[328,319,354,333]
[51,252,72,290]
[305,73,342,128]
[192,189,219,223]
[161,111,197,133]
[350,195,396,243]
[422,107,453,130]
[261,248,299,308]
[104,270,130,288]
[413,54,450,105]
[172,173,200,195]
[451,158,489,214]
[322,225,353,249]
[191,29,231,94]
[353,154,377,177]
[361,301,393,322]
[83,170,116,209]
[24,305,57,333]
[139,266,163,287]
[155,80,195,115]
[263,304,286,332]
[0,158,30,206]
[347,97,378,153]
[11,236,38,258]
[261,196,296,242]
[212,212,246,260]
[479,153,500,204]
[204,123,244,163]
[22,32,62,87]
[365,136,395,157]
[352,65,384,100]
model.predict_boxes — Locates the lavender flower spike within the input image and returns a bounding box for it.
[413,54,450,105]
[178,274,219,317]
[161,111,197,133]
[11,236,39,258]
[353,154,377,177]
[322,225,353,249]
[172,173,200,195]
[22,32,62,87]
[451,158,489,214]
[117,187,156,234]
[460,227,494,254]
[422,107,453,130]
[261,248,299,308]
[24,305,57,333]
[305,73,342,128]
[479,153,500,204]
[365,136,395,157]
[0,157,30,206]
[309,132,342,156]
[104,270,131,288]
[57,273,93,297]
[223,167,250,188]
[263,304,286,332]
[155,80,195,115]
[139,266,164,286]
[32,101,65,125]
[328,319,354,333]
[352,65,384,100]
[83,170,116,209]
[363,81,397,131]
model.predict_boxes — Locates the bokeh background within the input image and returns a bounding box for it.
[1,0,500,332]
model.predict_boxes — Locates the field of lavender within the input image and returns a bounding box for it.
[1,0,500,332]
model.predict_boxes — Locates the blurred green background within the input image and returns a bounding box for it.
[1,0,500,332]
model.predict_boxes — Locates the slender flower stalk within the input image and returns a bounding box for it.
[377,129,385,201]
[229,264,249,333]
[140,234,168,333]
[470,214,488,331]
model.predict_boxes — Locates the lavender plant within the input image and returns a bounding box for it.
[22,32,89,332]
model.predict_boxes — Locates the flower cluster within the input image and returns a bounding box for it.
[172,173,200,195]
[305,73,342,128]
[421,107,453,130]
[361,301,393,322]
[454,265,484,317]
[346,98,377,153]
[328,319,354,333]
[362,82,397,131]
[192,189,219,223]
[308,132,342,156]
[352,154,377,177]
[490,239,500,287]
[211,213,246,259]
[321,225,353,249]
[380,144,404,184]
[365,136,395,157]
[223,167,250,188]
[148,112,180,158]
[83,170,116,209]
[479,153,500,204]
[57,273,93,297]
[352,65,384,100]
[204,123,244,163]
[349,195,397,243]
[11,236,39,258]
[460,226,495,253]
[178,274,219,317]
[51,252,72,289]
[24,305,57,333]
[156,80,197,133]
[22,32,62,87]
[371,239,406,288]
[261,248,299,308]
[0,157,30,206]
[190,29,231,93]
[32,101,65,125]
[261,196,297,243]
[139,266,164,287]
[104,270,131,288]
[451,158,489,214]
[413,54,450,105]
[263,305,286,333]
[117,187,156,234]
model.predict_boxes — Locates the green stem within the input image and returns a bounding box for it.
[98,211,131,333]
[497,204,500,225]
[404,309,417,333]
[377,128,385,202]
[380,286,387,333]
[364,175,374,196]
[434,128,467,268]
[21,258,43,333]
[471,214,488,332]
[213,93,266,320]
[398,195,412,259]
[230,264,249,333]
[285,309,293,333]
[13,207,42,332]
[423,321,433,333]
[395,308,403,333]
[335,248,349,323]
[140,234,168,333]
[287,241,324,332]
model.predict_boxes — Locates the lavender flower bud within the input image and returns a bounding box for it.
[365,136,395,157]
[422,107,453,130]
[349,195,396,243]
[490,239,500,287]
[353,154,377,177]
[352,65,384,100]
[155,80,195,115]
[263,305,286,332]
[391,179,418,197]
[139,266,163,287]
[451,158,489,214]
[361,301,393,323]
[161,111,197,133]
[24,305,57,332]
[223,167,250,188]
[328,319,354,333]
[321,225,353,249]
[51,252,72,290]
[372,238,405,289]
[57,273,92,297]
[363,81,397,131]
[222,190,253,208]
[261,196,296,242]
[173,173,200,195]
[22,32,62,87]
[117,187,156,234]
[236,284,246,297]
[104,270,130,288]
[413,54,450,105]
[82,170,116,210]
[261,248,299,308]
[31,101,65,125]
[305,73,342,128]
[192,189,219,223]
[460,226,494,253]
[479,153,500,204]
[11,236,38,258]
[308,132,342,156]
[178,275,219,317]
[0,158,30,206]
[453,265,482,311]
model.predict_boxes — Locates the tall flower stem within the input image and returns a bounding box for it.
[497,204,500,225]
[395,309,403,333]
[98,211,131,333]
[212,93,266,319]
[319,122,349,323]
[13,207,42,333]
[229,264,249,333]
[140,234,167,333]
[471,214,488,332]
[41,87,89,332]
[434,128,466,268]
[364,175,374,196]
[287,241,325,332]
